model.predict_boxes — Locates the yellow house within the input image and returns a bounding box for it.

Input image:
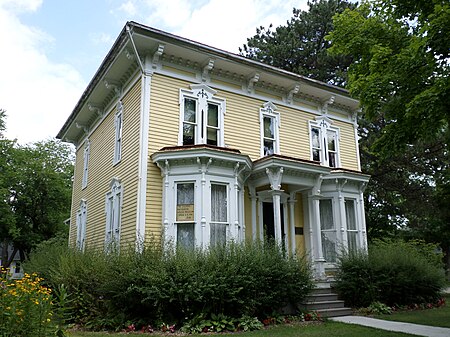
[57,22,369,280]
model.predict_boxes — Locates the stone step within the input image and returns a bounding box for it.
[305,293,339,302]
[303,300,346,311]
[316,307,353,318]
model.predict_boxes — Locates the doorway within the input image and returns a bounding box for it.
[262,202,285,242]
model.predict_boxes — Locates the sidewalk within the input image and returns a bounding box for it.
[330,316,450,337]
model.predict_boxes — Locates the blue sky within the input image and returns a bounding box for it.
[0,0,309,144]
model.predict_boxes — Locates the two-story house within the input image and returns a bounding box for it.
[57,22,369,280]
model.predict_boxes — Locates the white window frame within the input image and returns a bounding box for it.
[105,178,123,248]
[309,116,340,167]
[178,84,226,146]
[209,182,229,247]
[260,101,280,157]
[344,198,359,252]
[82,140,90,189]
[113,101,123,165]
[175,181,196,250]
[76,199,87,251]
[319,198,337,264]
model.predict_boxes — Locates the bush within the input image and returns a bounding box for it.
[0,267,55,337]
[335,240,446,308]
[24,240,313,331]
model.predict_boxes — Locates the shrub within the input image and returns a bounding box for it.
[0,267,55,337]
[335,240,446,308]
[24,240,313,331]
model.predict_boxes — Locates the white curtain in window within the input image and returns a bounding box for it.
[345,199,358,252]
[211,184,227,245]
[320,199,337,263]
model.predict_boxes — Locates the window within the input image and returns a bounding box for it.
[76,200,87,250]
[113,101,123,164]
[179,84,225,146]
[320,199,337,263]
[210,184,228,246]
[345,199,358,252]
[260,102,279,157]
[309,117,339,167]
[82,140,90,189]
[176,183,195,249]
[105,178,122,247]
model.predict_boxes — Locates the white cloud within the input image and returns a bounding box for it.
[0,0,42,13]
[0,4,85,144]
[118,0,137,16]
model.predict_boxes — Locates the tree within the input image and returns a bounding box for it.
[240,0,357,86]
[0,111,74,268]
[328,0,450,270]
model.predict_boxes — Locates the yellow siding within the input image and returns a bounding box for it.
[334,120,359,171]
[70,79,141,249]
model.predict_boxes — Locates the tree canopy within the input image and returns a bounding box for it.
[0,111,74,268]
[240,0,357,86]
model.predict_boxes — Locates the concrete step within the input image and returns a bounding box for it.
[316,307,353,318]
[305,293,339,302]
[303,300,346,310]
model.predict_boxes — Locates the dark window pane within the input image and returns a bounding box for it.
[184,99,196,123]
[264,139,274,156]
[207,127,218,145]
[208,104,219,127]
[183,123,195,145]
[264,116,274,138]
[329,152,336,167]
[312,149,320,161]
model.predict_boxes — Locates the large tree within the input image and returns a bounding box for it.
[0,111,74,268]
[328,0,450,268]
[240,0,357,86]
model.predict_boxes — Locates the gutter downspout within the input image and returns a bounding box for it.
[127,25,150,251]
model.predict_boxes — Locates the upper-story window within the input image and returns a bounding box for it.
[260,102,280,157]
[309,116,340,168]
[76,199,87,251]
[179,84,225,147]
[82,140,90,189]
[113,101,123,165]
[105,178,122,248]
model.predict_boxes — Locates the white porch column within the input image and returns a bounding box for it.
[198,157,211,248]
[266,167,284,245]
[288,193,296,255]
[310,174,325,280]
[157,160,171,246]
[359,182,368,251]
[271,190,283,245]
[337,180,348,252]
[258,200,264,241]
[249,185,257,241]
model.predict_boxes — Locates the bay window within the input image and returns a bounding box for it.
[210,183,228,246]
[345,199,359,252]
[319,199,337,263]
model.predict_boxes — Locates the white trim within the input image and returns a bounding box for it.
[309,116,341,168]
[105,178,123,249]
[81,139,90,189]
[135,65,152,248]
[76,199,87,251]
[260,101,280,157]
[178,83,226,146]
[113,101,123,165]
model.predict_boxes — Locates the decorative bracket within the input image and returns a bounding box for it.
[287,84,300,104]
[75,122,89,135]
[152,44,165,70]
[266,167,284,191]
[88,103,104,118]
[104,79,122,97]
[202,58,215,82]
[156,159,170,177]
[336,178,348,192]
[247,73,260,93]
[124,49,135,61]
[321,95,335,114]
[312,174,324,196]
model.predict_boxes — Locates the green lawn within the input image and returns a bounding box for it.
[375,294,450,328]
[68,321,415,337]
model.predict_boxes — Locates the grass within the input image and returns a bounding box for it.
[67,321,415,337]
[375,294,450,328]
